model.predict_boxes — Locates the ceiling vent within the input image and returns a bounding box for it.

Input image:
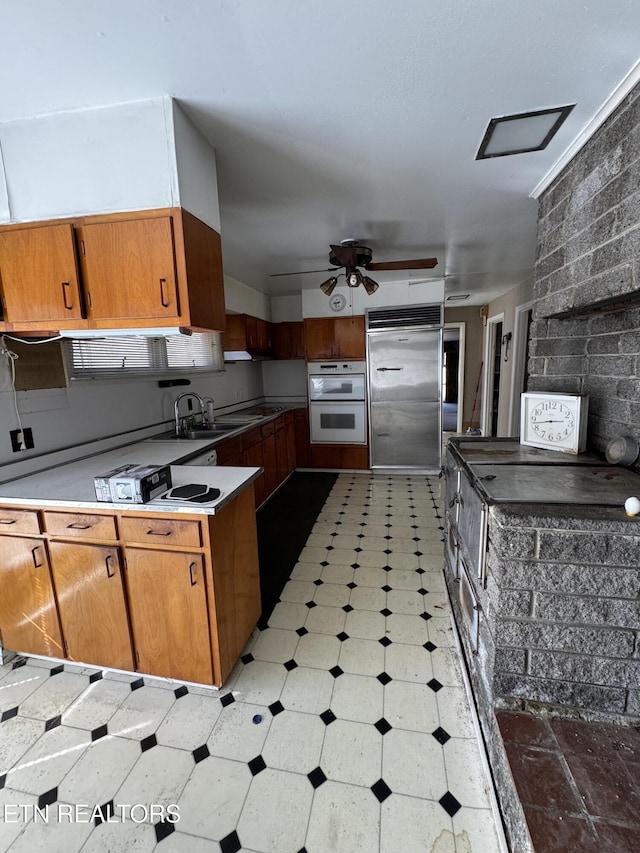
[366,304,443,331]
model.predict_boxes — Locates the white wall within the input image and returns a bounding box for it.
[262,360,307,403]
[271,294,303,322]
[301,279,445,317]
[171,101,221,232]
[224,276,271,319]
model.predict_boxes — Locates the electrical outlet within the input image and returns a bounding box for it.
[10,428,34,452]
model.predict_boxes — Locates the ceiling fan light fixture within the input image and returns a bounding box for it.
[320,276,339,296]
[362,276,379,295]
[347,269,363,288]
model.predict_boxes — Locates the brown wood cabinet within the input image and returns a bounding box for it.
[274,321,305,359]
[48,541,133,671]
[0,485,261,687]
[304,316,365,361]
[294,408,312,468]
[0,208,225,334]
[0,535,64,658]
[310,443,369,469]
[124,548,212,684]
[224,313,274,356]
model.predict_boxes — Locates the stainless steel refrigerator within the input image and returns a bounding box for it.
[367,326,442,472]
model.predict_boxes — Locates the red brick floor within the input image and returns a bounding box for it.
[496,710,640,852]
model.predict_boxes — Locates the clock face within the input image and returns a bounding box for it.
[529,400,575,443]
[520,392,588,454]
[329,293,347,312]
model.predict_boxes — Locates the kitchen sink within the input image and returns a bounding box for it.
[150,423,243,441]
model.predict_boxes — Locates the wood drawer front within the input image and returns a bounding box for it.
[241,426,262,452]
[120,516,203,548]
[215,435,243,464]
[44,511,117,540]
[0,508,41,535]
[261,420,276,439]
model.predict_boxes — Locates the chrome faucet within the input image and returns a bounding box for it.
[174,392,206,435]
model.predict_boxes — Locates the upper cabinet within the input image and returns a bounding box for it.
[224,313,274,357]
[274,321,305,360]
[0,208,226,334]
[304,316,365,361]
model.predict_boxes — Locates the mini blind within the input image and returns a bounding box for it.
[64,332,224,378]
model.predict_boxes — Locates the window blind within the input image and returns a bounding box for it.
[64,332,224,379]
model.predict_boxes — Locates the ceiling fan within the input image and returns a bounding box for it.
[270,240,438,296]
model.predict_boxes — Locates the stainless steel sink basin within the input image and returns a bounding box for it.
[150,423,242,441]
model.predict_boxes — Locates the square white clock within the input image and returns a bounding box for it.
[520,392,589,454]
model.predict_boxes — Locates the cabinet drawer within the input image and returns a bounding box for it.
[120,516,203,548]
[261,421,276,439]
[44,511,117,540]
[241,426,262,452]
[0,508,41,535]
[215,435,243,464]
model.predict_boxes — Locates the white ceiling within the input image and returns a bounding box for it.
[2,1,640,305]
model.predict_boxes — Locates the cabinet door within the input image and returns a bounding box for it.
[262,433,278,498]
[273,322,292,359]
[290,321,305,359]
[0,224,84,323]
[286,418,297,474]
[0,536,64,658]
[124,549,213,684]
[335,316,365,359]
[275,422,288,485]
[79,217,179,321]
[294,409,312,468]
[245,442,265,508]
[304,318,336,360]
[48,542,133,670]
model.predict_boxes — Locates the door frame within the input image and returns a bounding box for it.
[481,312,504,436]
[443,321,465,433]
[508,300,534,436]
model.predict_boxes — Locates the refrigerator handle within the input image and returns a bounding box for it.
[376,367,403,371]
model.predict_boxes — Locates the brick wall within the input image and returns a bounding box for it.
[529,84,640,459]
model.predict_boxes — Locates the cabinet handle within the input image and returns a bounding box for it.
[376,367,403,372]
[31,546,43,568]
[146,529,172,537]
[159,278,170,308]
[0,518,17,525]
[189,561,197,586]
[105,554,115,578]
[67,522,92,530]
[61,282,74,310]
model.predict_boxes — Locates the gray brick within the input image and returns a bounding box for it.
[494,647,527,675]
[494,672,627,714]
[585,334,619,355]
[534,593,640,629]
[546,318,589,338]
[538,531,640,568]
[545,355,587,375]
[498,590,532,618]
[588,307,640,335]
[587,353,635,377]
[627,690,640,715]
[619,330,640,353]
[533,337,586,357]
[498,562,640,599]
[529,650,640,688]
[525,375,583,394]
[490,527,536,559]
[496,621,635,657]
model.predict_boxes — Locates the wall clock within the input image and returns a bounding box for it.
[329,293,347,312]
[520,392,589,454]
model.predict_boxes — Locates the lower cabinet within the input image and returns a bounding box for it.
[124,549,213,685]
[48,541,133,671]
[0,535,64,658]
[310,444,369,469]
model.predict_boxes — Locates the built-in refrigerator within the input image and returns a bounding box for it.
[367,306,442,472]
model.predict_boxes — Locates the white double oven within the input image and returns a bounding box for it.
[307,361,367,445]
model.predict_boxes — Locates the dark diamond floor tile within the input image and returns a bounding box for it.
[284,659,298,671]
[320,709,337,726]
[38,787,58,809]
[307,766,327,788]
[432,726,451,745]
[377,672,392,686]
[427,678,443,693]
[329,666,344,679]
[45,715,62,732]
[305,600,317,609]
[0,774,6,790]
[49,665,65,677]
[504,742,583,813]
[417,587,428,595]
[12,658,27,669]
[89,671,103,684]
[416,567,426,575]
[380,608,392,617]
[220,693,236,708]
[320,561,329,567]
[155,819,176,843]
[248,755,267,776]
[1,707,18,723]
[564,752,640,825]
[524,808,600,853]
[347,582,357,589]
[269,700,285,716]
[296,626,309,636]
[496,711,556,750]
[241,653,255,664]
[420,611,432,621]
[423,641,437,652]
[342,604,354,613]
[379,636,392,647]
[371,779,392,802]
[192,744,210,763]
[439,791,461,817]
[313,579,324,586]
[374,718,392,735]
[351,563,360,569]
[381,585,392,593]
[141,734,158,752]
[130,677,145,691]
[91,724,108,742]
[383,565,392,573]
[174,685,189,699]
[336,632,349,642]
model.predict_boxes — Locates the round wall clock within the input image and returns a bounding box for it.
[329,293,347,312]
[520,392,589,454]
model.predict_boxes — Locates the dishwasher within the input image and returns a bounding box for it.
[181,448,218,466]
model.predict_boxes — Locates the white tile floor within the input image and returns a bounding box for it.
[0,473,506,852]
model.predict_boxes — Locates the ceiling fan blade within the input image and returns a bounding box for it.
[366,257,438,271]
[269,268,338,277]
[329,244,358,267]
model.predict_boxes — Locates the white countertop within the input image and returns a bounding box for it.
[0,439,260,516]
